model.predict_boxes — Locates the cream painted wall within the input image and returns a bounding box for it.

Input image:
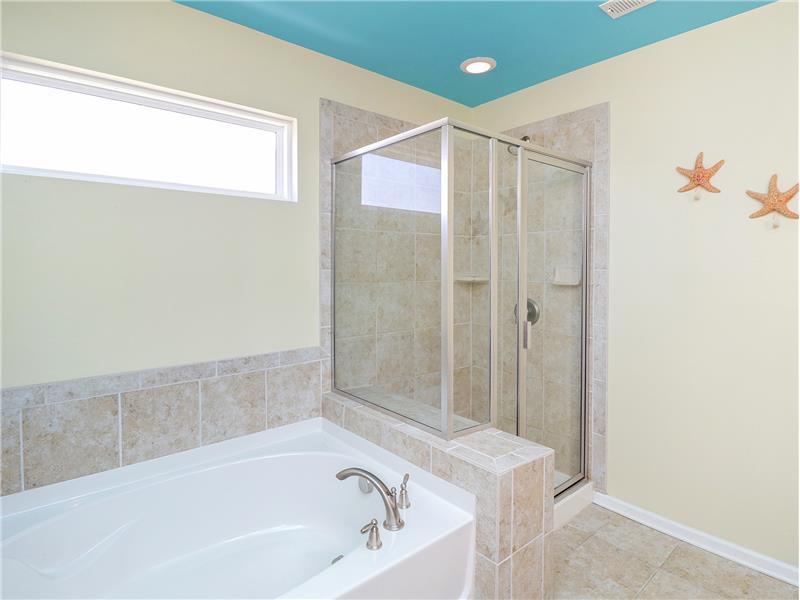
[2,0,797,568]
[0,1,470,387]
[474,2,798,565]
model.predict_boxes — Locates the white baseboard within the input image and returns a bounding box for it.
[554,480,594,530]
[594,492,798,587]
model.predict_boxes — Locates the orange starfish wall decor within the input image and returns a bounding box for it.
[676,152,725,193]
[746,174,799,220]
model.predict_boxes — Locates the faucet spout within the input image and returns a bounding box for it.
[336,467,404,531]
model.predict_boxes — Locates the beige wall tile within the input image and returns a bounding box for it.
[122,383,199,465]
[335,282,377,338]
[498,471,513,561]
[474,553,498,600]
[343,404,399,446]
[453,192,471,236]
[512,537,543,600]
[279,346,321,366]
[454,281,472,324]
[334,336,376,390]
[454,323,472,369]
[333,116,377,156]
[267,362,320,429]
[542,333,581,388]
[432,447,500,561]
[140,362,215,388]
[455,234,472,277]
[471,367,490,422]
[321,359,332,393]
[453,367,471,418]
[2,385,46,411]
[217,353,278,376]
[334,229,377,283]
[320,268,332,328]
[471,191,489,236]
[321,393,345,425]
[414,281,441,329]
[413,327,441,376]
[381,425,431,471]
[24,395,119,488]
[459,430,524,458]
[377,207,415,232]
[543,453,554,532]
[376,282,414,334]
[377,332,414,384]
[415,371,441,407]
[46,373,139,404]
[414,233,441,281]
[320,211,332,269]
[1,411,21,494]
[513,460,544,551]
[377,231,415,281]
[201,372,265,444]
[543,380,582,441]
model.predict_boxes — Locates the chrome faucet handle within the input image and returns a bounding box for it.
[360,518,382,550]
[398,473,411,509]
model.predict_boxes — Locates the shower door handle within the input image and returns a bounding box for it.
[518,298,541,350]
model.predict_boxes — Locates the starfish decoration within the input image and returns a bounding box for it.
[676,152,725,193]
[746,174,799,219]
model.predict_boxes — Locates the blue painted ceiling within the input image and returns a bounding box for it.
[179,1,770,107]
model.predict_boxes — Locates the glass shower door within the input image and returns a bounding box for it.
[519,153,588,494]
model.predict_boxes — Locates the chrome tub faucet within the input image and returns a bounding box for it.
[336,467,405,531]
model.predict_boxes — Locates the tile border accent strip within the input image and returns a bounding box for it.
[594,492,799,586]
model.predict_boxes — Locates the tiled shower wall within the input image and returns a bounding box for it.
[505,103,610,491]
[322,98,609,489]
[332,130,447,408]
[0,348,326,494]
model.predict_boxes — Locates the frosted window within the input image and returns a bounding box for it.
[361,153,440,214]
[0,58,295,201]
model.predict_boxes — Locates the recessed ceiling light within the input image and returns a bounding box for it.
[460,57,496,75]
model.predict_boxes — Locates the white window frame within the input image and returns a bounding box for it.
[0,53,297,202]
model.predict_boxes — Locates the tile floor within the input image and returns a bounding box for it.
[546,504,798,599]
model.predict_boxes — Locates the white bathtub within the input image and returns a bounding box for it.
[0,418,475,599]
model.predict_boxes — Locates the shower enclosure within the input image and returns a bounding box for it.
[332,119,590,494]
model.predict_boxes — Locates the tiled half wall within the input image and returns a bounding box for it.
[323,391,555,599]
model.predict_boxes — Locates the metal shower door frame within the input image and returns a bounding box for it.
[517,149,592,496]
[331,118,591,447]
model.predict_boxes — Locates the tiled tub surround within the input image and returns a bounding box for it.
[322,391,554,599]
[0,347,326,494]
[504,103,610,492]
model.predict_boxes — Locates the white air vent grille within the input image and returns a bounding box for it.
[598,0,655,19]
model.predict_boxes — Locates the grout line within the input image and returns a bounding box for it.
[634,567,660,598]
[117,393,122,468]
[198,380,203,446]
[18,409,25,491]
[264,369,274,431]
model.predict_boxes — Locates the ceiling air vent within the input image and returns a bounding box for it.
[598,0,655,19]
